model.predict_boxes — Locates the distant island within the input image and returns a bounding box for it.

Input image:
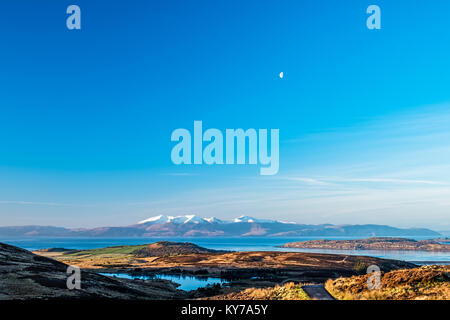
[0,215,440,238]
[280,237,450,252]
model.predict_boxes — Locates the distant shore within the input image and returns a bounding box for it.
[280,237,450,252]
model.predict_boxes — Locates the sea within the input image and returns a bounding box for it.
[2,236,449,265]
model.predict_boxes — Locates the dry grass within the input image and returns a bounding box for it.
[204,282,310,300]
[325,265,450,300]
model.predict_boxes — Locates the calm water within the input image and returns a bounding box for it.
[1,236,449,264]
[100,273,226,291]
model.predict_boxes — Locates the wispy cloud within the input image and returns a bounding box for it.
[0,200,95,207]
[280,176,448,186]
[281,177,332,186]
[334,178,448,185]
[161,173,198,177]
[3,104,450,229]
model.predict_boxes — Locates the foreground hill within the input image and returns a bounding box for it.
[0,242,185,300]
[0,215,440,237]
[281,237,450,252]
[325,265,450,300]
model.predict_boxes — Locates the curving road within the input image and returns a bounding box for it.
[302,284,335,300]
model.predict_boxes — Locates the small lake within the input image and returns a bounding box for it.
[100,273,227,291]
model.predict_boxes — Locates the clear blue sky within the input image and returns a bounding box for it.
[1,0,450,229]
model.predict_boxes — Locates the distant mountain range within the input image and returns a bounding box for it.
[0,215,441,238]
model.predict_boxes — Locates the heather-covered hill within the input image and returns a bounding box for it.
[133,241,226,257]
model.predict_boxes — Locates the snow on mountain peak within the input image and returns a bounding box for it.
[138,214,209,225]
[138,215,290,225]
[204,217,223,223]
[233,216,256,223]
[183,215,206,224]
[233,215,277,223]
[138,215,169,224]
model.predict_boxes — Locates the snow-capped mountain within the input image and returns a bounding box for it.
[138,215,208,225]
[138,215,288,225]
[203,217,224,224]
[233,215,283,223]
[138,215,171,224]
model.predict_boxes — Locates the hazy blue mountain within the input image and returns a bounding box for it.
[0,215,440,238]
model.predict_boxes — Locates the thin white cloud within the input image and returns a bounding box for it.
[330,177,448,186]
[0,200,94,207]
[281,176,448,186]
[282,177,331,186]
[0,200,71,206]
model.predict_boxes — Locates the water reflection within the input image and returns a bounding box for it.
[100,273,227,291]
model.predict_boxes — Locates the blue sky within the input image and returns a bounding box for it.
[0,1,450,229]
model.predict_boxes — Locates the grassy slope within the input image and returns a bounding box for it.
[64,245,148,257]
